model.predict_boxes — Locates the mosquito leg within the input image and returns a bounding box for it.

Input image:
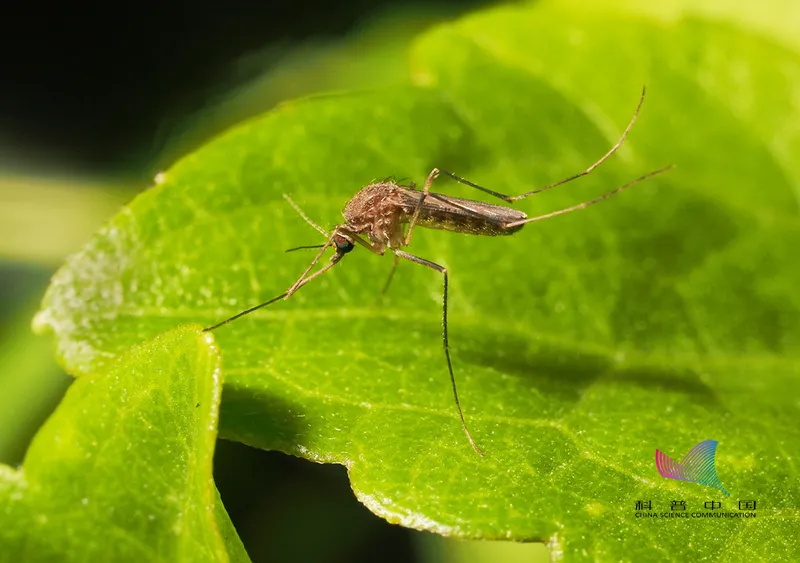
[203,291,288,331]
[380,254,400,297]
[203,255,341,332]
[438,87,647,203]
[204,236,345,331]
[393,249,484,456]
[403,168,441,247]
[502,164,673,228]
[287,236,335,294]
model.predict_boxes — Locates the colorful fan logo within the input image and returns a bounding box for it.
[655,439,730,496]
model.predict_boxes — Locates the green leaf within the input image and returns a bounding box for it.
[0,326,248,563]
[35,2,800,560]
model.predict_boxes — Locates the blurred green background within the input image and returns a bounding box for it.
[0,1,546,561]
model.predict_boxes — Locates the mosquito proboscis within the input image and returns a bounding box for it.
[204,87,673,456]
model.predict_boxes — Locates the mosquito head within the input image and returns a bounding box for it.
[332,232,354,255]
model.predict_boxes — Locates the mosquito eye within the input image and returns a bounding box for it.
[334,236,354,253]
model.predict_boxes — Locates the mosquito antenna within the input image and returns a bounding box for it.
[439,86,649,203]
[283,193,328,237]
[285,244,326,252]
[505,164,674,228]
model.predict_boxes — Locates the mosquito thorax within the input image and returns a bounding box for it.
[342,183,405,225]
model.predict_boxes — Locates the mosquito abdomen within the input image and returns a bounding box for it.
[406,189,527,236]
[413,208,525,236]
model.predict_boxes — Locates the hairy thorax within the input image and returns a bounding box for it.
[342,182,411,252]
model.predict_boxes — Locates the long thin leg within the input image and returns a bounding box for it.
[340,228,386,256]
[403,168,440,247]
[503,164,673,228]
[204,235,343,332]
[286,244,345,295]
[438,86,647,203]
[203,291,288,331]
[393,249,484,456]
[380,254,400,297]
[287,236,335,294]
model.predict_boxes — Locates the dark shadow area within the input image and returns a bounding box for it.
[218,385,309,454]
[608,364,719,406]
[459,329,613,403]
[459,328,720,406]
[214,440,416,563]
[0,0,493,179]
[613,192,743,277]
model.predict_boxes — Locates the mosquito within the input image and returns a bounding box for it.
[204,87,672,456]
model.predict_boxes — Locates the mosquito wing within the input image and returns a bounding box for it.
[396,186,527,236]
